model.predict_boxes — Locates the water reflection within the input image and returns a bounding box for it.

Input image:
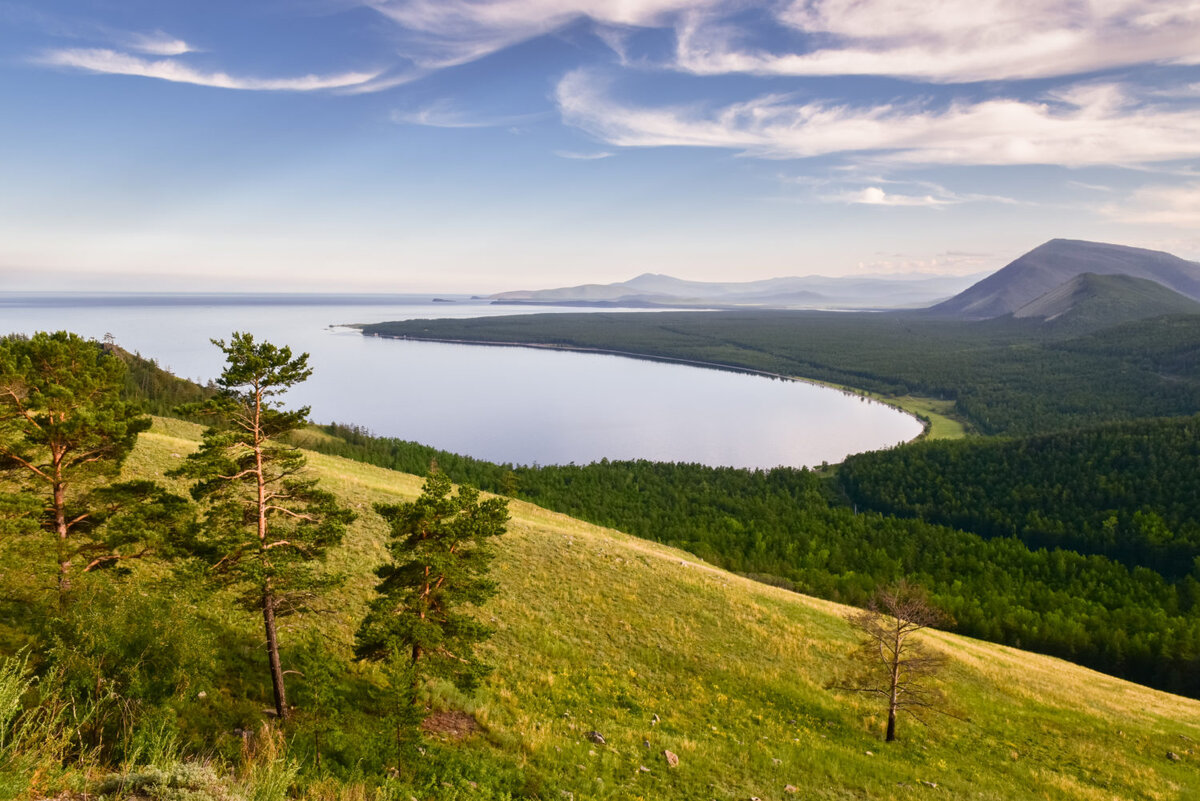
[1,298,923,468]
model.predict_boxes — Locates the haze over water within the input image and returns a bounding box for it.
[1,296,922,468]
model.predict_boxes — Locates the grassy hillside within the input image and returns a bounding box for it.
[119,418,1200,800]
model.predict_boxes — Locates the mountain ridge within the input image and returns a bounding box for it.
[490,271,985,310]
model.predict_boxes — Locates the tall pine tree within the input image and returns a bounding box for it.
[171,332,353,721]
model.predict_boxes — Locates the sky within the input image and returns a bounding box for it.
[1,0,1199,293]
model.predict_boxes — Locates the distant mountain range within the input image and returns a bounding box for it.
[490,239,1200,328]
[489,271,985,310]
[928,239,1200,324]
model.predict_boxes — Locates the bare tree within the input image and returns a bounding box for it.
[834,581,955,742]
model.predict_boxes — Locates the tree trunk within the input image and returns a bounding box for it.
[54,479,70,598]
[886,634,901,742]
[262,586,289,720]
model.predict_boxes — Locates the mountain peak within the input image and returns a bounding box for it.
[928,239,1200,320]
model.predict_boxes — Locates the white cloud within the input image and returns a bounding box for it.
[390,100,547,127]
[822,181,1019,207]
[364,0,713,68]
[830,187,950,207]
[677,0,1200,83]
[38,48,381,91]
[556,72,1200,167]
[360,0,1200,84]
[554,149,613,159]
[1102,182,1200,227]
[124,30,194,56]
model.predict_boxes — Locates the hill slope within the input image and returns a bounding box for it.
[128,418,1200,800]
[1012,272,1200,328]
[930,239,1200,319]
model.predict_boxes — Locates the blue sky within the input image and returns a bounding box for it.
[1,0,1199,292]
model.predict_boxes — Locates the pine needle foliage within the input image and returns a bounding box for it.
[0,332,183,598]
[356,472,509,694]
[170,333,354,720]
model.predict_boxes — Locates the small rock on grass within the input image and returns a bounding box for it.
[784,785,799,793]
[663,749,680,768]
[586,731,606,744]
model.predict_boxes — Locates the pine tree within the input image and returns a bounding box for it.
[355,471,508,737]
[0,332,184,600]
[171,332,354,721]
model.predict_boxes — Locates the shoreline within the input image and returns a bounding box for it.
[358,329,937,447]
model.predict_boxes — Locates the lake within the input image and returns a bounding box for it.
[0,295,923,468]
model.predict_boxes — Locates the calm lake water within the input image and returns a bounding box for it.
[0,295,922,468]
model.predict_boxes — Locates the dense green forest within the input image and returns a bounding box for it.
[841,415,1200,577]
[359,311,1200,435]
[301,422,1200,697]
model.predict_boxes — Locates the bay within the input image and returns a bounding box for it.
[0,295,923,468]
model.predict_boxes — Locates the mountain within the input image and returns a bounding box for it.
[929,239,1200,319]
[1012,272,1200,329]
[491,272,984,310]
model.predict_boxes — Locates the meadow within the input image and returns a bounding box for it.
[9,417,1193,800]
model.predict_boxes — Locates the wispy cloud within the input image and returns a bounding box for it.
[856,250,997,276]
[677,0,1200,83]
[830,187,952,207]
[556,72,1200,168]
[822,180,1019,207]
[37,48,381,92]
[1101,182,1200,227]
[364,0,711,69]
[390,100,547,127]
[124,30,195,56]
[554,149,613,160]
[361,0,1200,83]
[1067,180,1114,192]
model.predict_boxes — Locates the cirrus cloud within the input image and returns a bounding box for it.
[363,0,1200,84]
[556,71,1200,167]
[37,48,381,91]
[676,0,1200,83]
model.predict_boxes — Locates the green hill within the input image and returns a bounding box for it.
[1012,272,1200,331]
[102,418,1200,800]
[929,239,1200,320]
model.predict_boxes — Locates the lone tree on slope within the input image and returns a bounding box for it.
[835,580,955,742]
[171,332,354,721]
[355,470,508,754]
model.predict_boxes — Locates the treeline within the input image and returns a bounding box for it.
[114,344,216,416]
[302,424,1200,697]
[359,311,1200,435]
[840,415,1200,577]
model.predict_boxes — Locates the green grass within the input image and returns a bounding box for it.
[125,418,1200,800]
[808,383,969,441]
